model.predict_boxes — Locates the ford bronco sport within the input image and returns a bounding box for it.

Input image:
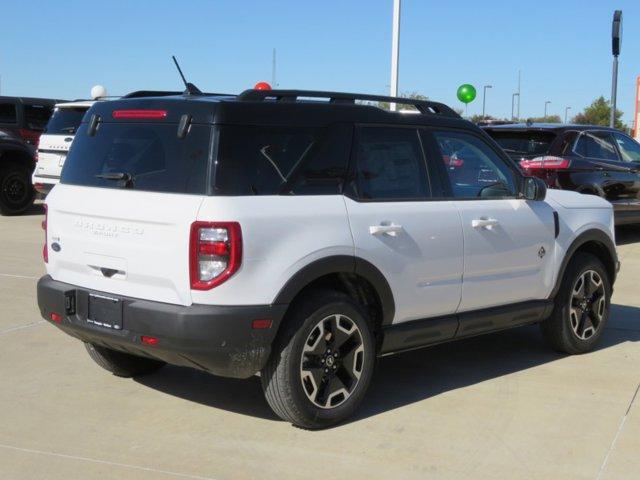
[37,88,618,429]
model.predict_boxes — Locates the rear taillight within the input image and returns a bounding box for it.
[189,222,242,290]
[520,156,571,170]
[42,204,48,263]
[18,128,41,145]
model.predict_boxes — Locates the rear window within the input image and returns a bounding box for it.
[61,122,211,194]
[487,130,556,156]
[24,104,54,130]
[0,102,17,123]
[44,107,88,135]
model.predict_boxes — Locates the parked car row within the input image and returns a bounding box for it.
[37,86,618,428]
[482,123,640,225]
[0,96,60,214]
[0,92,104,214]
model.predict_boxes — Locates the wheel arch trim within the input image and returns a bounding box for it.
[273,255,395,326]
[550,228,618,299]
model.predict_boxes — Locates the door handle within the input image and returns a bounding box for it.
[471,217,499,229]
[369,224,403,237]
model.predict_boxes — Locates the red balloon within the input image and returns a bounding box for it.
[254,82,272,90]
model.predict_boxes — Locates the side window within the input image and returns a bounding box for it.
[214,125,349,196]
[433,130,516,199]
[613,133,640,163]
[289,124,351,195]
[0,103,17,124]
[354,127,430,200]
[573,131,619,160]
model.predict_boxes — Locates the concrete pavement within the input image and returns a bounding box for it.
[1,204,639,479]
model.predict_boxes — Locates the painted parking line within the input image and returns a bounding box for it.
[0,273,39,280]
[0,321,45,336]
[596,382,640,480]
[0,443,219,480]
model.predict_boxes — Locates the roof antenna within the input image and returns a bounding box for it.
[172,55,202,95]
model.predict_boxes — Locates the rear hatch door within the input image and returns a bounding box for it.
[46,102,213,306]
[36,106,89,180]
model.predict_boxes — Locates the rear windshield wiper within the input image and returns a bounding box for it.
[95,172,135,188]
[59,126,77,133]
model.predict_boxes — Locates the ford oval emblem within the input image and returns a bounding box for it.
[51,242,61,252]
[64,137,73,142]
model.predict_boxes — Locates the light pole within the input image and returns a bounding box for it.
[517,69,521,119]
[564,106,572,124]
[610,10,622,127]
[389,0,401,111]
[482,85,492,118]
[544,101,551,119]
[511,93,520,121]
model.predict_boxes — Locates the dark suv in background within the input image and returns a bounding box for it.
[0,96,62,215]
[483,123,640,225]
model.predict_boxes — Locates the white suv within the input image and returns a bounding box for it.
[32,100,95,195]
[37,89,618,429]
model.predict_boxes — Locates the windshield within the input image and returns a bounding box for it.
[61,122,212,194]
[45,107,89,135]
[488,130,556,156]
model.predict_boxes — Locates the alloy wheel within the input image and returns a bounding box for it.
[300,314,365,409]
[569,270,606,340]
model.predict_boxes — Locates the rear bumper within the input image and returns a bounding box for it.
[37,275,288,378]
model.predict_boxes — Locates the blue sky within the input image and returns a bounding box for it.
[2,0,639,124]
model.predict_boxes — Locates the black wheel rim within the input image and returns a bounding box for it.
[569,270,606,340]
[300,314,365,409]
[1,172,29,207]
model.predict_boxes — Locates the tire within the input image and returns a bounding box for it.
[541,252,611,354]
[84,343,165,377]
[0,162,35,216]
[261,290,376,429]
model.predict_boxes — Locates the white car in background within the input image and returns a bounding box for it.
[32,86,108,196]
[32,100,94,195]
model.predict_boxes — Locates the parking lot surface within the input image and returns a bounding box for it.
[1,204,639,480]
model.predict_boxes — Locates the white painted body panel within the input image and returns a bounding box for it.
[45,185,204,306]
[455,199,556,312]
[44,182,615,321]
[191,196,354,305]
[344,197,463,323]
[544,189,616,287]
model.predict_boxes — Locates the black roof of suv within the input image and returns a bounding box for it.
[88,89,466,128]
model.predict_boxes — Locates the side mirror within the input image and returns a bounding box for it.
[522,176,546,201]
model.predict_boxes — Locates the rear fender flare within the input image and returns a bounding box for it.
[273,255,395,326]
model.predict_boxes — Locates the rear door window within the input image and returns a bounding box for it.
[45,107,88,135]
[354,127,431,200]
[214,124,350,195]
[0,102,17,124]
[573,131,619,160]
[24,104,54,130]
[612,133,640,163]
[61,123,212,194]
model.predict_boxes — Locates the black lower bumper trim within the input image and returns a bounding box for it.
[37,275,288,378]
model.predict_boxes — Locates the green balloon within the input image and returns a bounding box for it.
[457,84,477,104]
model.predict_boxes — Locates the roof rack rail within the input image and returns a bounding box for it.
[123,90,184,98]
[123,90,233,99]
[236,89,460,118]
